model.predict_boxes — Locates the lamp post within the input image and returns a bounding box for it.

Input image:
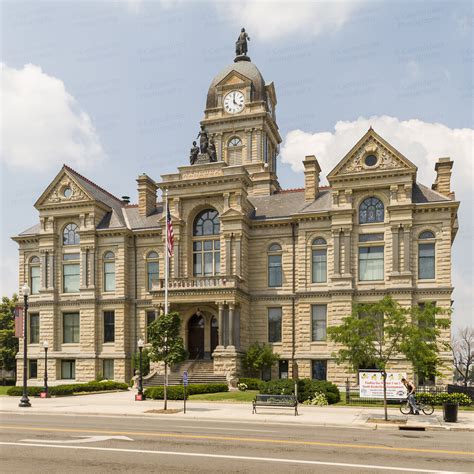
[136,338,144,400]
[19,283,31,408]
[42,341,49,398]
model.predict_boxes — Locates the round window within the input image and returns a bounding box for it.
[63,187,72,198]
[364,154,378,167]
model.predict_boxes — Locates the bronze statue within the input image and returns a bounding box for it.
[196,125,209,154]
[208,138,217,162]
[235,28,250,56]
[189,141,199,165]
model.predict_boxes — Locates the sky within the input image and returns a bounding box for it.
[1,0,473,330]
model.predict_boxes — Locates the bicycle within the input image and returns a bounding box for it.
[400,399,434,415]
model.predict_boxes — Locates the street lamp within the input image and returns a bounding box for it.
[19,283,31,408]
[42,341,49,398]
[136,338,144,400]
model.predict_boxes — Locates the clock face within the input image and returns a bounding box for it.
[224,91,245,114]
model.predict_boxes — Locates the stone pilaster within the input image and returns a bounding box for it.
[228,303,235,348]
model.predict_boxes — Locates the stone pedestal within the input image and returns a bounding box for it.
[212,347,242,388]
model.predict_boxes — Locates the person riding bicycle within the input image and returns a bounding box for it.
[401,377,419,415]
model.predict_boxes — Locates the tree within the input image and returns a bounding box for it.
[0,294,19,373]
[148,311,187,410]
[132,348,151,377]
[451,327,474,387]
[328,296,449,421]
[242,342,279,379]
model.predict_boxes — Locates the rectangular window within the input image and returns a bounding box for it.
[30,265,40,294]
[279,360,289,379]
[61,360,75,379]
[312,360,327,380]
[311,305,327,341]
[103,359,114,380]
[359,310,384,338]
[312,249,327,283]
[63,312,79,343]
[104,262,115,291]
[268,255,282,287]
[29,313,39,344]
[63,263,80,293]
[147,262,159,290]
[359,246,384,281]
[146,310,157,341]
[29,359,38,379]
[103,311,115,343]
[359,233,384,242]
[419,243,435,279]
[268,307,282,343]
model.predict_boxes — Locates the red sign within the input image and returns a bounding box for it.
[135,394,143,401]
[14,306,24,339]
[40,392,48,398]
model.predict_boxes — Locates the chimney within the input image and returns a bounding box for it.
[432,157,454,199]
[137,174,157,216]
[303,155,321,202]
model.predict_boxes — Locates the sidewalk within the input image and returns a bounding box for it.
[1,390,473,432]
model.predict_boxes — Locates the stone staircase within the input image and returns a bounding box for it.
[143,359,227,387]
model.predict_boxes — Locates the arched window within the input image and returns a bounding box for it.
[103,251,115,292]
[359,197,384,224]
[63,223,80,245]
[193,210,220,276]
[146,251,159,290]
[311,238,327,283]
[227,136,242,166]
[29,256,40,294]
[418,231,435,279]
[268,243,282,287]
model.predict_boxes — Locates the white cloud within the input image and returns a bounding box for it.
[0,63,106,172]
[214,0,368,41]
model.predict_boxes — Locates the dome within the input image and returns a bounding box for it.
[206,59,267,109]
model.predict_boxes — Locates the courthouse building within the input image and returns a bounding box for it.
[13,39,459,386]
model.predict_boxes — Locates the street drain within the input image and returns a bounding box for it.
[399,426,426,431]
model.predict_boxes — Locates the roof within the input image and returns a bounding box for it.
[206,60,267,108]
[412,183,450,203]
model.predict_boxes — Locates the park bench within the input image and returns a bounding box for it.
[252,394,298,416]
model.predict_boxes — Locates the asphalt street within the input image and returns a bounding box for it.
[1,412,473,473]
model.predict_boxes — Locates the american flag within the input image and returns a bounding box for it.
[167,205,174,257]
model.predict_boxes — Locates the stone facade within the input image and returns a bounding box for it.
[13,52,459,388]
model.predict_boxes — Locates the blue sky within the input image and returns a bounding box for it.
[1,0,472,329]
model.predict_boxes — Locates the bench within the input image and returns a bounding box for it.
[252,394,298,416]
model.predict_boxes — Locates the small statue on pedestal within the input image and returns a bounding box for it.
[189,141,199,165]
[235,28,250,57]
[208,138,217,162]
[196,125,209,154]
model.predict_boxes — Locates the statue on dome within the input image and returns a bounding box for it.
[196,125,209,154]
[208,138,217,162]
[189,141,199,165]
[235,28,250,57]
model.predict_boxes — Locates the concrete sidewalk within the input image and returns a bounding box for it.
[1,390,473,432]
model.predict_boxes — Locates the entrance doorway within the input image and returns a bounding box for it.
[210,317,218,354]
[188,314,205,358]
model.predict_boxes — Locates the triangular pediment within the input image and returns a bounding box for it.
[220,208,244,219]
[217,70,251,88]
[35,166,95,209]
[327,129,417,181]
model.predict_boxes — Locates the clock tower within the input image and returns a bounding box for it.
[201,33,282,196]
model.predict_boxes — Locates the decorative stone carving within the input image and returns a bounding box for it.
[46,177,87,204]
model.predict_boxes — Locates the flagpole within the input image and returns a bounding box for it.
[164,189,169,315]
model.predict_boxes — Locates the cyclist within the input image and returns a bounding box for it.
[401,377,419,415]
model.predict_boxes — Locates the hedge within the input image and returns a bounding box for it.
[416,392,471,407]
[7,380,129,397]
[145,383,228,400]
[238,378,263,390]
[259,378,340,404]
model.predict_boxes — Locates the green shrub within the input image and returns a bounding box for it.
[7,380,128,397]
[259,378,340,404]
[238,378,263,390]
[145,383,228,400]
[417,392,471,407]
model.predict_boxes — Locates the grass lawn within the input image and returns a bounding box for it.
[0,386,11,396]
[188,390,258,403]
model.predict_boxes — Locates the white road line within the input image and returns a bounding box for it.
[0,442,461,473]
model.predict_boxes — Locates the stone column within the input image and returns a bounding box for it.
[246,129,252,163]
[225,235,232,275]
[80,248,88,289]
[343,230,351,275]
[89,248,96,288]
[173,238,180,278]
[333,231,341,275]
[256,131,262,162]
[403,225,411,273]
[235,236,242,277]
[47,252,55,290]
[217,303,224,347]
[391,226,400,273]
[228,303,235,347]
[40,250,47,291]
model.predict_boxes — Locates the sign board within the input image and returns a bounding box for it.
[135,394,143,401]
[359,371,407,399]
[183,371,188,387]
[14,306,24,339]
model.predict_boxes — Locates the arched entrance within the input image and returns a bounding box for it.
[188,314,205,359]
[210,317,218,355]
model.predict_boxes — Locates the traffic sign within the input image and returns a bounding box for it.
[183,370,188,386]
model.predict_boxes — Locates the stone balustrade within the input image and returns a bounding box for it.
[150,276,241,291]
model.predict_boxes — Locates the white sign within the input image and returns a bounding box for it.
[359,371,407,399]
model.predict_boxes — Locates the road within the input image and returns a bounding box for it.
[0,412,472,473]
